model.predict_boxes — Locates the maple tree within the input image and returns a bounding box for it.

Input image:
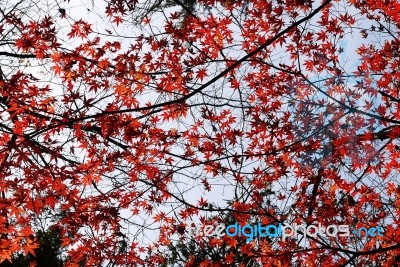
[0,0,400,265]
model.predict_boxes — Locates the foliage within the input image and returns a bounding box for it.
[164,211,265,266]
[0,227,63,267]
[0,0,399,266]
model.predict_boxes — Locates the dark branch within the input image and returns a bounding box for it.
[0,51,36,58]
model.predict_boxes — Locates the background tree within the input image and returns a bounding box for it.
[163,209,271,266]
[0,0,399,266]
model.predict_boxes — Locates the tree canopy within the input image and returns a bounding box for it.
[0,0,400,265]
